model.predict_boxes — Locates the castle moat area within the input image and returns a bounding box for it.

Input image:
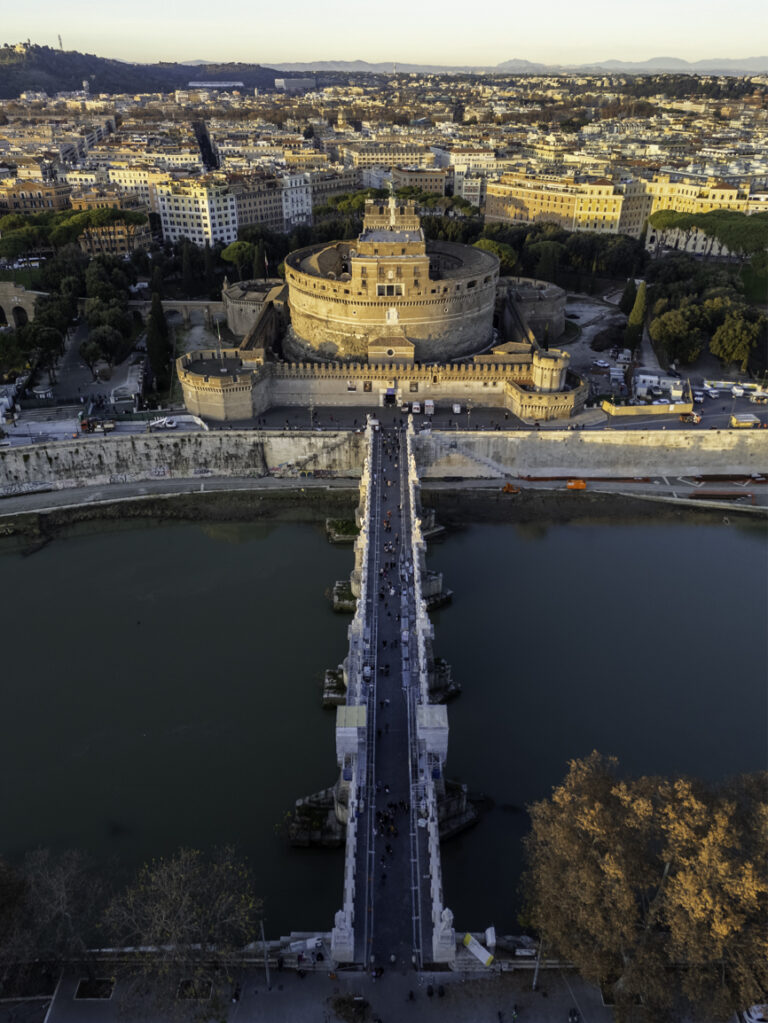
[0,516,765,936]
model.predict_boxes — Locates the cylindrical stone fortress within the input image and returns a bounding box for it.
[284,198,498,362]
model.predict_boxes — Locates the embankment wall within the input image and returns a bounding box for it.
[1,428,766,500]
[412,429,768,479]
[0,431,365,497]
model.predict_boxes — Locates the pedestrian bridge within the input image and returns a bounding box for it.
[330,418,455,969]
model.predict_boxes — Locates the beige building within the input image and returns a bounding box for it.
[284,197,498,362]
[69,188,151,256]
[391,166,447,195]
[485,171,759,241]
[485,173,625,235]
[231,175,285,233]
[340,144,435,169]
[155,176,238,246]
[0,179,71,213]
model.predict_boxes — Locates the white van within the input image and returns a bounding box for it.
[452,403,462,415]
[411,402,421,414]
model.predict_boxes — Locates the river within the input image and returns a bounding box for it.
[0,514,765,936]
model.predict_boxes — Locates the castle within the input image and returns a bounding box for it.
[284,198,498,363]
[178,200,587,423]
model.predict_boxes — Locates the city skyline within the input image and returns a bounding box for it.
[3,0,768,68]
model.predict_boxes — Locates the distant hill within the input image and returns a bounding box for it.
[1,44,766,99]
[274,55,768,76]
[0,44,283,98]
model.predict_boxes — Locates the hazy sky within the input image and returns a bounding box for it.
[5,0,768,66]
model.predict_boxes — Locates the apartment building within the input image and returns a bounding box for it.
[308,167,361,207]
[339,143,435,169]
[281,172,312,230]
[106,166,171,212]
[485,173,625,234]
[69,188,152,256]
[391,166,447,195]
[0,179,71,213]
[230,176,285,233]
[155,177,238,245]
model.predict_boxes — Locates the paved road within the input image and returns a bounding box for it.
[352,427,434,970]
[0,468,766,519]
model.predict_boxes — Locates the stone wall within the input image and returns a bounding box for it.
[0,431,366,497]
[497,277,566,344]
[2,428,764,499]
[178,353,586,422]
[412,429,768,479]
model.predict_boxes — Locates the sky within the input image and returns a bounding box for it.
[4,0,768,67]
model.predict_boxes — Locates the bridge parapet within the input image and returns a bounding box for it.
[405,419,455,965]
[331,422,375,962]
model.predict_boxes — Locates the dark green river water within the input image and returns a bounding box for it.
[1,515,765,935]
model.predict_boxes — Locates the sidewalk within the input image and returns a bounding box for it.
[40,965,615,1023]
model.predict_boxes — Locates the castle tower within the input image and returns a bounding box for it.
[532,348,569,393]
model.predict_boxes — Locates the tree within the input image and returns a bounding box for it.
[221,241,254,282]
[0,850,104,981]
[253,238,266,281]
[523,754,768,1021]
[104,847,261,1014]
[79,339,103,380]
[88,325,124,368]
[649,305,704,364]
[619,278,637,316]
[182,240,195,297]
[625,280,646,349]
[710,311,766,372]
[473,238,517,275]
[146,292,171,390]
[203,241,215,295]
[528,240,565,283]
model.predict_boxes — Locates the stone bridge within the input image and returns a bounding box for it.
[126,298,225,327]
[0,281,46,328]
[331,418,455,968]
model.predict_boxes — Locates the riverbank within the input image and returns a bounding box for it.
[0,479,756,547]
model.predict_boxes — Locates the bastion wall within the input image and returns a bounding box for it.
[497,277,566,344]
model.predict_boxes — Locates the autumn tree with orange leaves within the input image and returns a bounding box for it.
[522,752,768,1022]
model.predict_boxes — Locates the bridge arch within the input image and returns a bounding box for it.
[11,306,28,328]
[0,281,44,328]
